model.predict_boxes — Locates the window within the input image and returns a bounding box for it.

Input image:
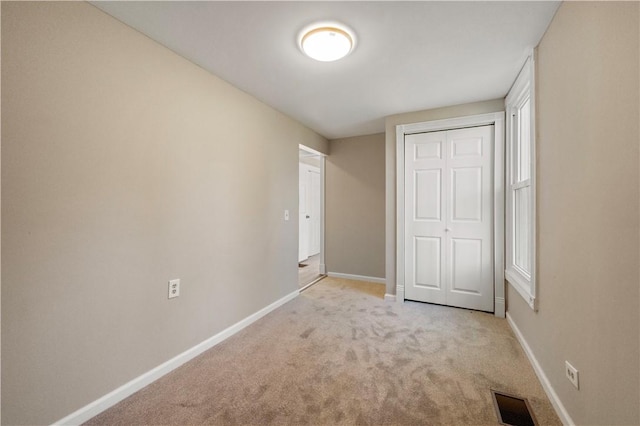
[505,54,536,310]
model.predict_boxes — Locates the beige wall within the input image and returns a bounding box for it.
[384,99,505,295]
[1,2,327,424]
[326,133,385,279]
[507,2,639,425]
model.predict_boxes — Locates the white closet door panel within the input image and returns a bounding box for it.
[415,139,443,159]
[451,135,483,158]
[405,131,447,304]
[405,125,494,312]
[450,238,483,293]
[414,236,442,289]
[451,167,482,222]
[415,170,442,221]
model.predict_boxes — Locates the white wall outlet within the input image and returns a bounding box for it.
[565,361,579,389]
[284,210,290,221]
[168,279,180,299]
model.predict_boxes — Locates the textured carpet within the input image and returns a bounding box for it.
[86,278,560,425]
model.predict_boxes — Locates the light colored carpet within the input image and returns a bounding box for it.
[85,277,560,425]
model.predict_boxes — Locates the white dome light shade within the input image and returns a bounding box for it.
[301,26,354,62]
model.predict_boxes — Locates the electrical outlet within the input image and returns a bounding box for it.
[168,279,180,299]
[565,361,579,389]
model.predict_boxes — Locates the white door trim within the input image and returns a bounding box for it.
[395,112,505,318]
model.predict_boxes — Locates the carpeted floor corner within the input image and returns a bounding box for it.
[85,277,561,425]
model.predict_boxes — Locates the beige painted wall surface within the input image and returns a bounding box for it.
[507,2,639,425]
[1,2,327,424]
[384,99,505,295]
[326,133,385,279]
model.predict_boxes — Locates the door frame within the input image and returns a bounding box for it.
[395,112,505,318]
[299,144,327,275]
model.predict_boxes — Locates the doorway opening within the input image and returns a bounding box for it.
[299,145,326,289]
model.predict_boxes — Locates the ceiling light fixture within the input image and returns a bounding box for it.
[299,23,355,62]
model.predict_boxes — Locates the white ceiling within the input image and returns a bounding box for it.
[92,1,560,140]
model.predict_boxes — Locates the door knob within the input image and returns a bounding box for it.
[306,215,310,219]
[445,228,451,232]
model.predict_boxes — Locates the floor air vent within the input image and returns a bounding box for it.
[491,389,538,426]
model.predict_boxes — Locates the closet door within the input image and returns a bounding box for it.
[405,126,494,312]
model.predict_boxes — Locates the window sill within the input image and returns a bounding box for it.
[506,268,537,311]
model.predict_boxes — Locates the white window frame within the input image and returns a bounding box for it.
[505,52,537,310]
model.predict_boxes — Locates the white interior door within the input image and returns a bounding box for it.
[309,169,321,256]
[404,125,494,312]
[299,164,310,262]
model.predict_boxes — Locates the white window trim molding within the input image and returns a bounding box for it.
[395,112,506,318]
[505,52,537,310]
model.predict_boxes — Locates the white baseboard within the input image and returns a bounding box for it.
[506,313,574,426]
[54,289,300,425]
[319,263,326,275]
[384,293,397,302]
[327,272,385,284]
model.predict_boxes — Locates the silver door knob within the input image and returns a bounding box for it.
[306,215,310,219]
[445,228,451,232]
